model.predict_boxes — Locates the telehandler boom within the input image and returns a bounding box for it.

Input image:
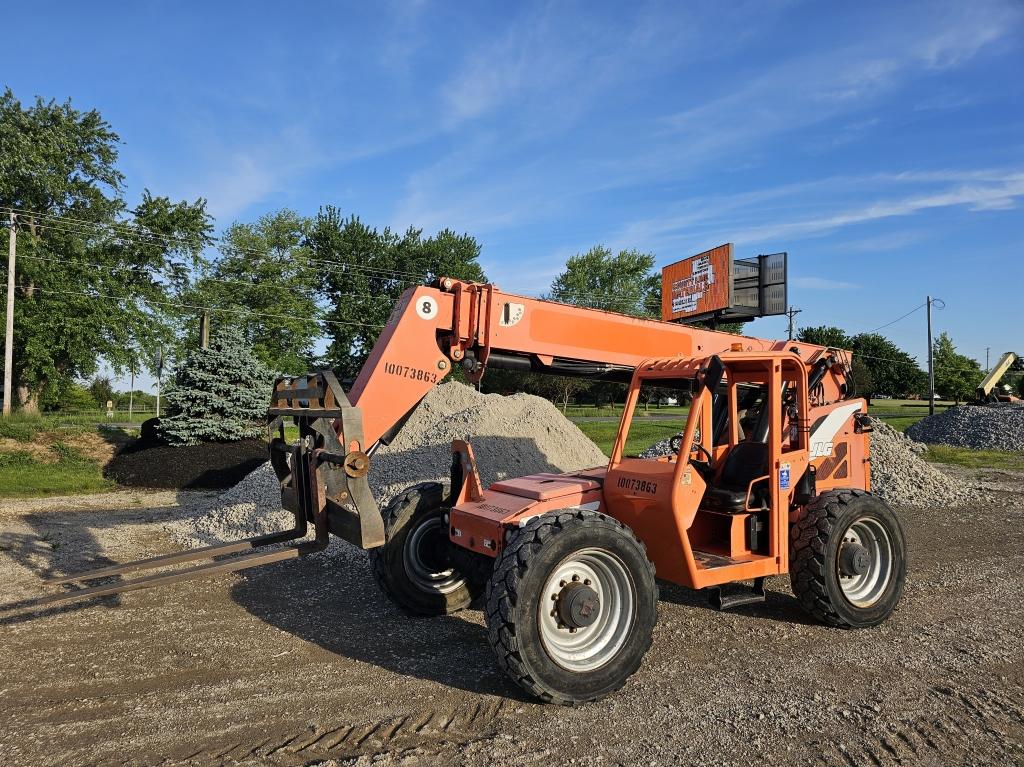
[23,278,906,705]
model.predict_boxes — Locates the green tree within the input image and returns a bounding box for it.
[307,208,486,379]
[798,326,926,399]
[188,210,318,374]
[88,375,114,407]
[797,325,853,349]
[533,375,587,412]
[159,325,273,445]
[55,382,98,413]
[114,389,156,411]
[849,333,927,398]
[546,246,660,318]
[933,332,982,403]
[848,364,874,403]
[0,88,212,411]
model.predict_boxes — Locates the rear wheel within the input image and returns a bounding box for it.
[369,482,488,616]
[790,489,906,628]
[485,509,657,705]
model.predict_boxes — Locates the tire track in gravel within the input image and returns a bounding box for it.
[816,685,1024,766]
[140,699,511,766]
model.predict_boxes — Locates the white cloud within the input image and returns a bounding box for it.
[728,173,1024,245]
[605,169,1024,258]
[392,2,1024,254]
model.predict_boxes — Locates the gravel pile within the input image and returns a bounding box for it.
[906,403,1024,452]
[169,382,607,548]
[638,418,978,508]
[867,418,978,507]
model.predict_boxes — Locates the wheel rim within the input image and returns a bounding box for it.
[403,517,464,595]
[837,516,893,608]
[538,548,636,672]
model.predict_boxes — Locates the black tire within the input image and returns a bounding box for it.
[369,482,489,616]
[485,509,657,705]
[790,489,906,628]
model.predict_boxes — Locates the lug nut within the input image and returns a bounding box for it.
[583,578,592,586]
[572,574,580,582]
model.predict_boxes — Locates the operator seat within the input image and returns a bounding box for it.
[701,441,769,513]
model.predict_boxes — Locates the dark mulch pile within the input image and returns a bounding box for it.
[105,437,268,490]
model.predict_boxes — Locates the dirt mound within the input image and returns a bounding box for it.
[170,383,607,548]
[639,418,979,508]
[106,438,267,490]
[906,403,1024,452]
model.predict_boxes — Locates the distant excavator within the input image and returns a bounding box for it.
[977,352,1022,404]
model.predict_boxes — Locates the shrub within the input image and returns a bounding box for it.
[159,326,275,445]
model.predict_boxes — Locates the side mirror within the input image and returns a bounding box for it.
[700,355,725,394]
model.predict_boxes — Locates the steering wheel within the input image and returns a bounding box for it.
[669,435,714,480]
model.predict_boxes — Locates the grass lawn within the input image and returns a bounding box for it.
[922,444,1024,471]
[575,419,682,457]
[563,404,688,419]
[0,443,114,498]
[0,416,132,499]
[573,397,966,452]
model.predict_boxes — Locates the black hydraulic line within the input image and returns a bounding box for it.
[487,351,635,383]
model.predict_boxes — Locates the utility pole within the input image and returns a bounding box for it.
[927,295,935,416]
[985,347,991,372]
[3,212,16,416]
[155,345,163,418]
[785,306,802,341]
[129,364,134,424]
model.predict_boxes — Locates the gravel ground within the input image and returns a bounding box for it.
[907,403,1024,452]
[0,465,1021,766]
[167,383,607,549]
[641,418,983,508]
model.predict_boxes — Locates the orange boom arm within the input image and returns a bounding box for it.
[347,279,849,447]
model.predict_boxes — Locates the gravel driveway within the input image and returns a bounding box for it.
[0,469,1021,767]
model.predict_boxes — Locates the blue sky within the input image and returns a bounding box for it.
[3,0,1022,390]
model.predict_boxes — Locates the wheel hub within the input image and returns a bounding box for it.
[556,581,601,628]
[839,542,871,577]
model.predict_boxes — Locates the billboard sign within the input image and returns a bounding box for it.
[661,244,733,322]
[661,244,787,324]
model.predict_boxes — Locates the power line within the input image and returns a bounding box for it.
[21,204,963,327]
[14,252,398,305]
[3,205,669,310]
[0,207,450,285]
[15,286,386,329]
[864,302,927,333]
[21,216,429,287]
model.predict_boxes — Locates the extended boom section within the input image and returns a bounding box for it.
[347,278,850,447]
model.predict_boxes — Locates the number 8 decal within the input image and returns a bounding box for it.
[415,295,438,320]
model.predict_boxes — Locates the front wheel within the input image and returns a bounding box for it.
[790,489,907,628]
[369,482,488,616]
[485,509,657,705]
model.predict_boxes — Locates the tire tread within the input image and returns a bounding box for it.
[484,509,656,705]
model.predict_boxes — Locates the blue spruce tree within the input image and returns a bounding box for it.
[160,325,273,445]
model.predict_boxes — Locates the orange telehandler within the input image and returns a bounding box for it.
[28,278,906,704]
